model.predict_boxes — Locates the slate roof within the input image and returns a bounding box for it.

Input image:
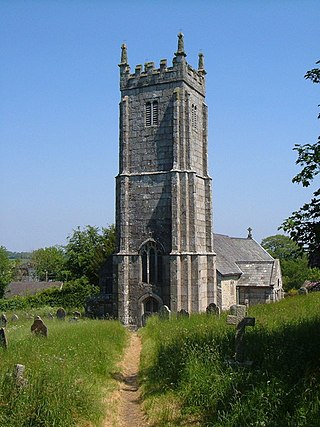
[5,281,63,298]
[213,233,276,286]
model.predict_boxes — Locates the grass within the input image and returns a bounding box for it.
[0,310,127,427]
[140,294,320,427]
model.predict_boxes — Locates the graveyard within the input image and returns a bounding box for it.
[0,293,319,426]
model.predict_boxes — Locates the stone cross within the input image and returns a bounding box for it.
[227,304,255,364]
[0,328,8,349]
[31,316,48,337]
[159,305,171,320]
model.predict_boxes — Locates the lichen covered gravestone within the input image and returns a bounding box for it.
[141,311,152,327]
[31,316,48,337]
[227,304,255,365]
[206,303,220,317]
[177,309,189,318]
[0,313,7,327]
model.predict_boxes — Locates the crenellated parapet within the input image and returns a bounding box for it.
[119,33,206,96]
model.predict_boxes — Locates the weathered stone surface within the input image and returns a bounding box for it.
[14,364,27,388]
[159,305,171,320]
[11,314,19,322]
[206,303,220,316]
[0,328,7,349]
[227,305,255,364]
[31,316,48,337]
[0,313,7,327]
[177,309,189,318]
[56,307,66,320]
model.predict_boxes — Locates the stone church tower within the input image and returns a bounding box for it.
[114,34,216,326]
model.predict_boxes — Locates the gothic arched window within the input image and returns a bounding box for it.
[140,240,162,285]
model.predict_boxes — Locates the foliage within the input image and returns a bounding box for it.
[65,224,116,285]
[0,318,127,427]
[261,234,302,260]
[0,246,13,298]
[282,61,320,267]
[0,278,99,312]
[31,246,67,281]
[140,295,320,426]
[7,251,32,261]
[281,255,320,291]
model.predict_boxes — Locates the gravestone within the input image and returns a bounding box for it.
[31,316,48,337]
[0,328,8,349]
[227,304,255,365]
[74,311,81,318]
[177,309,189,318]
[47,313,54,320]
[56,307,66,320]
[141,311,152,327]
[11,314,19,322]
[0,313,7,327]
[206,303,220,317]
[14,364,27,388]
[159,305,171,320]
[298,287,308,295]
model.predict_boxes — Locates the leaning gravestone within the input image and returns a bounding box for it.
[47,313,54,320]
[0,313,7,327]
[56,307,66,320]
[11,314,19,322]
[159,305,171,321]
[206,303,220,317]
[0,328,8,349]
[227,304,255,365]
[177,309,189,319]
[298,287,308,295]
[31,316,48,337]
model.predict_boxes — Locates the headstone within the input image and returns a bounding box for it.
[31,316,48,337]
[0,313,7,327]
[227,304,255,365]
[14,364,27,388]
[56,307,66,320]
[0,328,8,349]
[206,303,220,317]
[47,313,54,320]
[298,287,308,295]
[74,311,81,318]
[177,309,189,318]
[141,311,152,327]
[11,314,19,322]
[158,305,171,320]
[69,317,79,322]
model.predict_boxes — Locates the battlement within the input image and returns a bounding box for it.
[119,33,206,96]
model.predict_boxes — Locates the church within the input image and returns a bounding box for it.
[109,34,283,326]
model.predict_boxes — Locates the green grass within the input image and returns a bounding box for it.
[140,294,320,427]
[0,313,127,427]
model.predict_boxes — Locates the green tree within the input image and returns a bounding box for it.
[31,246,66,281]
[65,225,116,285]
[0,246,13,298]
[261,234,302,260]
[281,61,320,267]
[281,256,320,291]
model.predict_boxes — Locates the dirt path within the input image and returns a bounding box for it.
[104,332,149,427]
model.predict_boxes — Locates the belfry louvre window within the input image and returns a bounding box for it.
[140,240,162,284]
[145,101,159,126]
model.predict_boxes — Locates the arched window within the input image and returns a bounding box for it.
[145,101,159,127]
[140,240,162,285]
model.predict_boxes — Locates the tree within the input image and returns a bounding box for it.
[281,61,320,267]
[31,246,66,281]
[261,234,302,260]
[0,246,13,298]
[65,225,116,285]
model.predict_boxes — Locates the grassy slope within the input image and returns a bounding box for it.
[0,316,127,427]
[140,294,320,427]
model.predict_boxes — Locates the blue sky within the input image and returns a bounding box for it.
[1,0,319,252]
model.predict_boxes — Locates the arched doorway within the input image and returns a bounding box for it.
[138,293,163,326]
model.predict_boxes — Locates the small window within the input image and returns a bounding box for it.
[191,104,197,131]
[146,101,159,127]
